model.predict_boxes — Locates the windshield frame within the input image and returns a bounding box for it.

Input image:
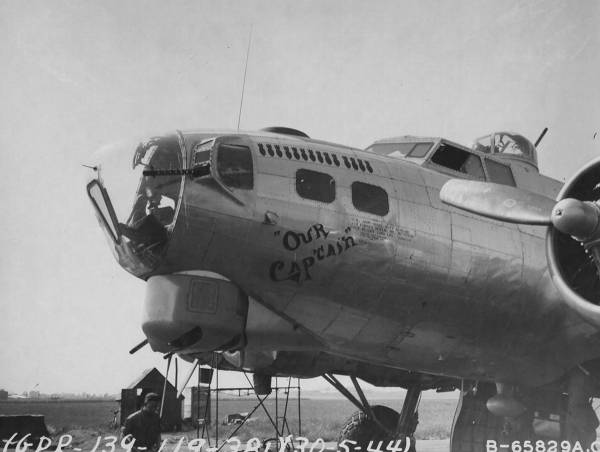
[87,179,121,243]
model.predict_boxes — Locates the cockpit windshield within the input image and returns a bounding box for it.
[93,135,183,230]
[366,142,433,159]
[472,132,537,166]
[494,133,534,158]
[86,134,184,275]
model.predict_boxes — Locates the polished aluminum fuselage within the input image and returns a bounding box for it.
[144,131,600,387]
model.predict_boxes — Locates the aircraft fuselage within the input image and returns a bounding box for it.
[89,130,600,388]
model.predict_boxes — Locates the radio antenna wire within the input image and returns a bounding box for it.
[237,25,253,131]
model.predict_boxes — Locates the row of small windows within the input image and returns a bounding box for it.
[212,145,386,216]
[296,169,389,216]
[258,143,374,174]
[212,144,514,215]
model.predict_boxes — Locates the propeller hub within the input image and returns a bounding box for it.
[550,198,600,240]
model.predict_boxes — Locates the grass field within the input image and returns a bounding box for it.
[0,397,457,441]
[0,400,118,431]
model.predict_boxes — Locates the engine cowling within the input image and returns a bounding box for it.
[547,157,600,326]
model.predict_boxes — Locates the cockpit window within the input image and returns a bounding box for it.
[430,144,485,180]
[367,142,433,158]
[193,139,214,166]
[472,135,492,154]
[494,133,533,158]
[485,158,516,187]
[473,132,537,166]
[217,144,253,189]
[407,143,433,158]
[190,139,214,179]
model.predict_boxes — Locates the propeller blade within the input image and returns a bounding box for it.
[440,179,555,225]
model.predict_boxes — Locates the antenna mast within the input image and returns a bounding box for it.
[237,26,253,131]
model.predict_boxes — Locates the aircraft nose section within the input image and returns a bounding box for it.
[86,133,186,277]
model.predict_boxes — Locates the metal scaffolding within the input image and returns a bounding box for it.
[188,361,302,450]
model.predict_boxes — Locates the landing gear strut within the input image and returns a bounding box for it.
[394,385,420,451]
[324,374,420,451]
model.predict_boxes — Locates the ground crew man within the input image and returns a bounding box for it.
[123,392,162,451]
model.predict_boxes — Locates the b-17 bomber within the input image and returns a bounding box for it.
[86,127,600,451]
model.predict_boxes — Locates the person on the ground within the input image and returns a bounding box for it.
[122,392,162,452]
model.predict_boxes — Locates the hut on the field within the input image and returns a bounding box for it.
[120,368,183,431]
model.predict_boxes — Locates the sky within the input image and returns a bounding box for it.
[0,0,599,395]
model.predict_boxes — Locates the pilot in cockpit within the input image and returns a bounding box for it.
[119,140,180,245]
[495,133,532,157]
[473,132,537,166]
[125,175,175,225]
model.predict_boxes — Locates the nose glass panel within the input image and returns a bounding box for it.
[88,134,185,275]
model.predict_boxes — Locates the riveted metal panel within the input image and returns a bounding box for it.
[285,202,320,226]
[210,212,252,241]
[396,199,418,232]
[393,180,430,204]
[323,309,370,342]
[425,186,448,210]
[400,232,452,270]
[414,205,452,239]
[255,173,291,201]
[256,153,294,176]
[386,161,427,186]
[517,223,547,237]
[420,169,450,190]
[354,316,403,346]
[512,164,562,197]
[451,213,522,257]
[284,295,342,334]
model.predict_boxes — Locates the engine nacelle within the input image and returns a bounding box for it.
[142,273,248,353]
[547,156,600,327]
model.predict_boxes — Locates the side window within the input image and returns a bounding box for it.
[193,140,214,165]
[216,144,253,189]
[352,182,389,216]
[430,145,485,180]
[296,169,335,203]
[191,139,214,179]
[407,142,433,158]
[485,158,516,186]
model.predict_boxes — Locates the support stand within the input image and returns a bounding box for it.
[189,363,301,451]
